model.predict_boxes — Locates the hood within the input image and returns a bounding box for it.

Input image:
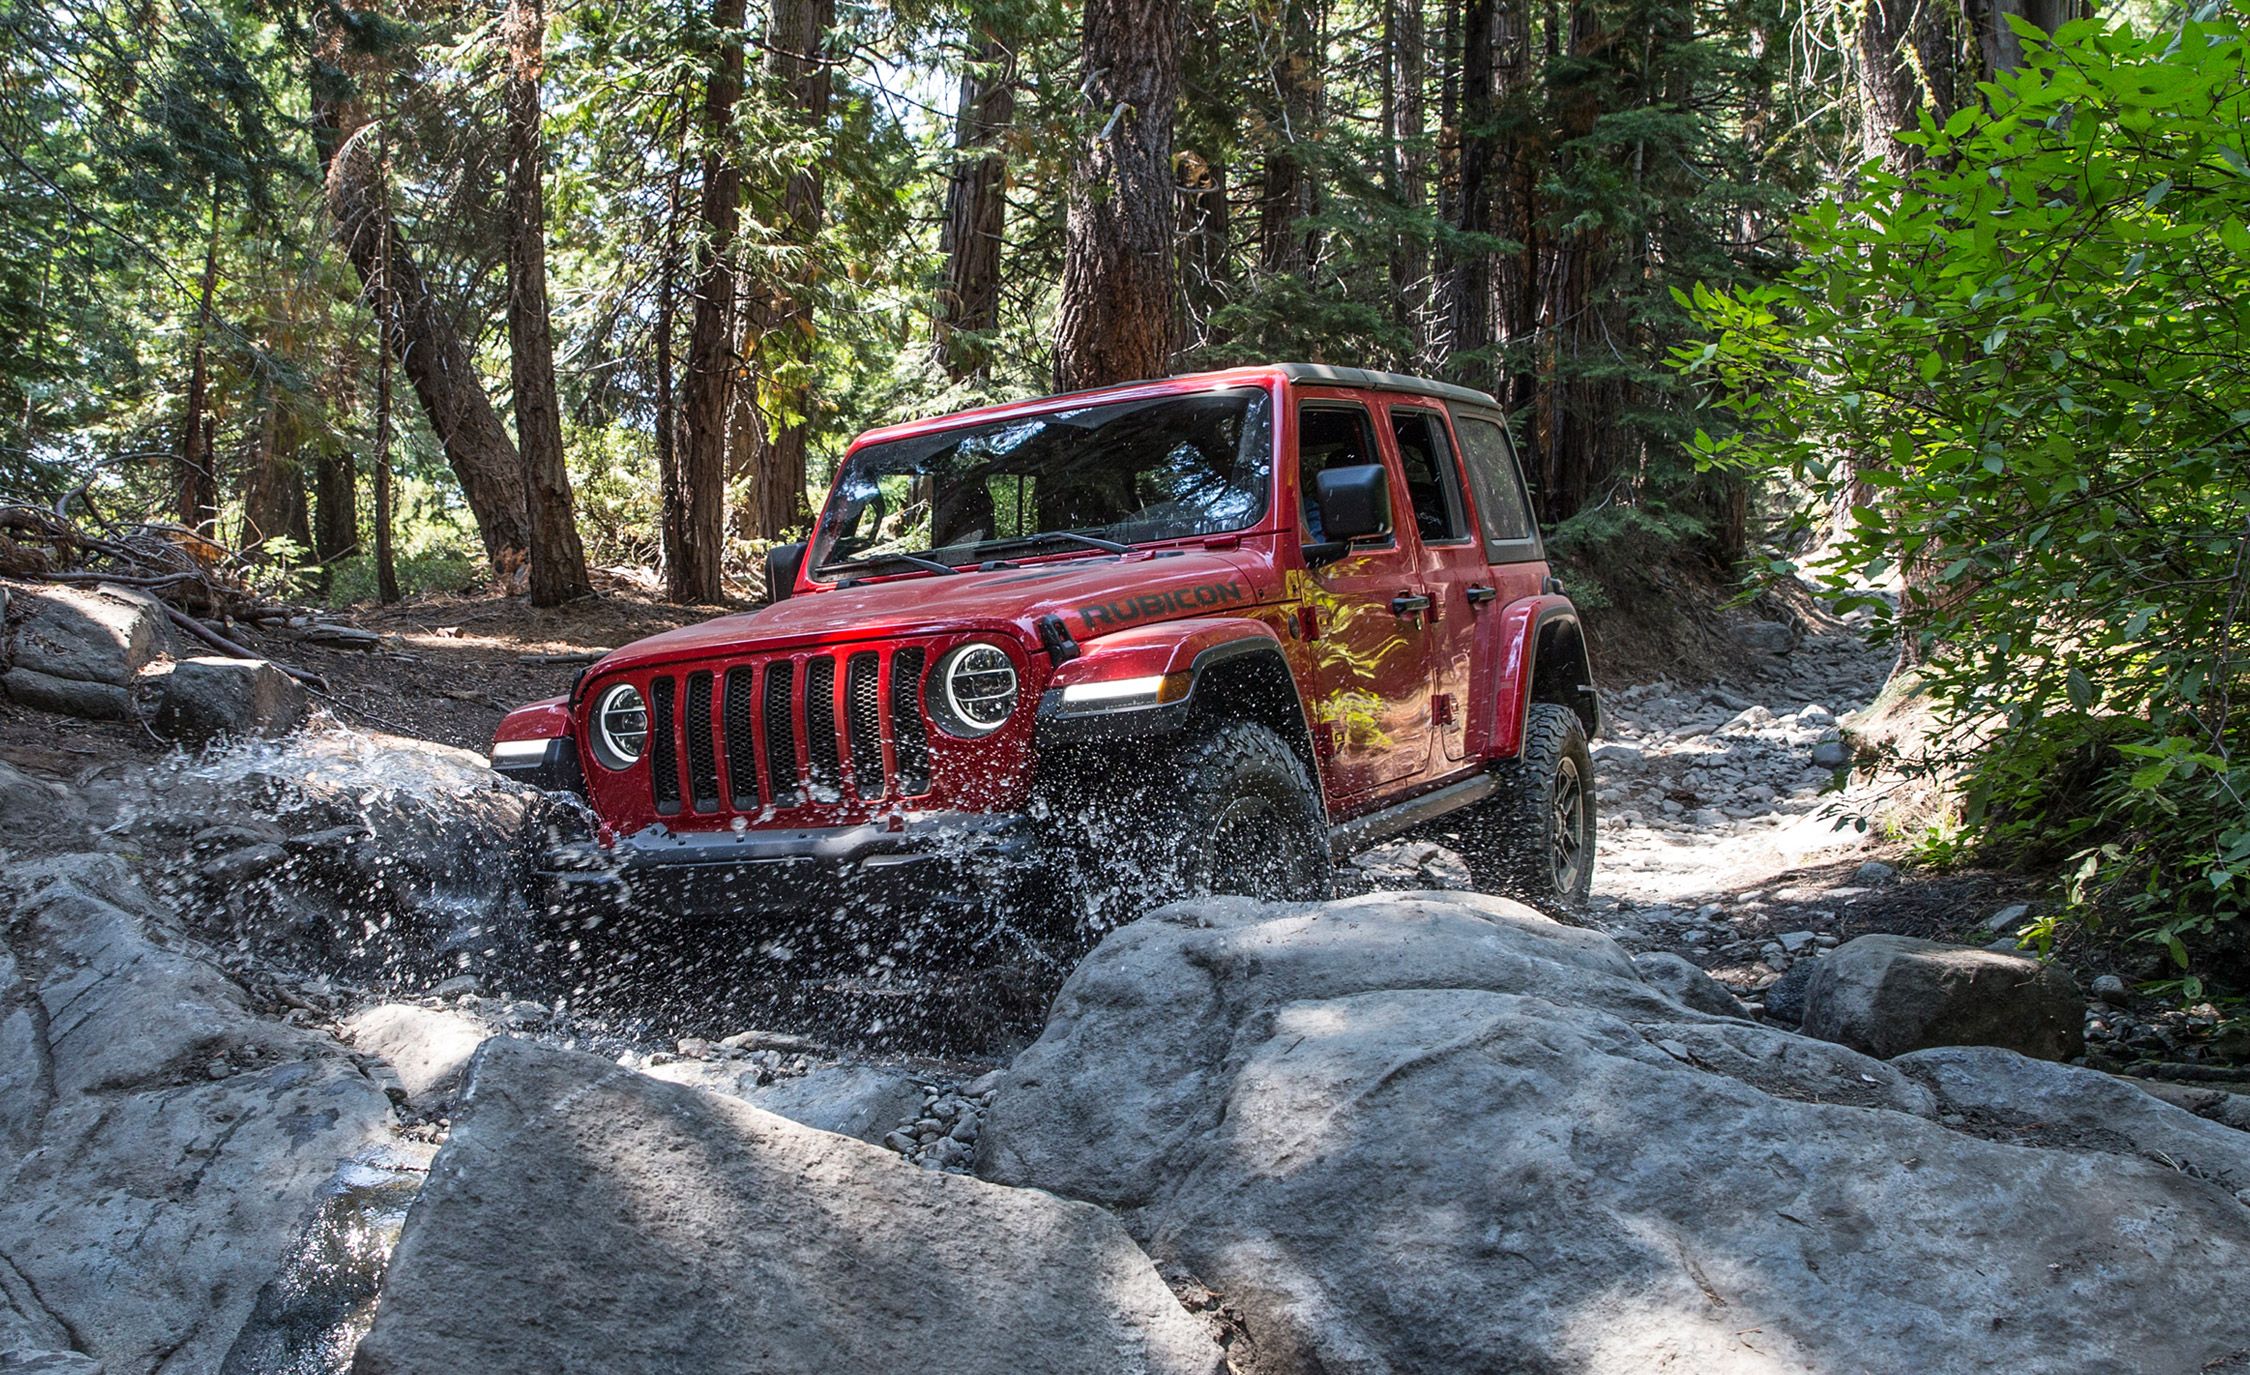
[591,549,1265,677]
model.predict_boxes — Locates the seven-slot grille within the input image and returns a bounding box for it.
[634,647,936,816]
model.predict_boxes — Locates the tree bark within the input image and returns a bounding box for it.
[732,0,834,541]
[311,3,531,572]
[1445,0,1495,386]
[1383,0,1428,355]
[1257,0,1318,278]
[672,0,747,604]
[503,0,593,606]
[1855,0,1961,171]
[177,190,222,532]
[1054,0,1181,390]
[933,33,1016,382]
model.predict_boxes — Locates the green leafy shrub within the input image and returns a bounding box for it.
[1683,8,2250,987]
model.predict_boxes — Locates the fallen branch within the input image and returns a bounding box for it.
[161,605,331,692]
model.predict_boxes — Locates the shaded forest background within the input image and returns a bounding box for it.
[0,0,2095,600]
[5,0,2247,993]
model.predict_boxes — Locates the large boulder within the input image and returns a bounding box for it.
[0,854,394,1372]
[977,891,2250,1375]
[0,666,130,720]
[351,1038,1224,1375]
[4,582,168,687]
[153,655,309,743]
[1800,933,2084,1061]
[127,729,551,984]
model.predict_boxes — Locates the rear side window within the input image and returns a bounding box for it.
[1389,408,1470,543]
[1452,414,1539,558]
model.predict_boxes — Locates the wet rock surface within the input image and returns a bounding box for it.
[352,1038,1225,1375]
[979,891,2250,1375]
[0,854,394,1375]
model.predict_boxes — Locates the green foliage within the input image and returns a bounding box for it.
[1684,7,2250,983]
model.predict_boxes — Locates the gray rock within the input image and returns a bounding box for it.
[0,1349,105,1375]
[1736,619,1796,654]
[1980,902,2031,933]
[642,1060,929,1146]
[128,729,547,982]
[201,841,289,886]
[343,1002,491,1108]
[1810,739,1851,768]
[1592,743,1645,766]
[978,892,2250,1375]
[1777,929,1818,953]
[2091,973,2130,1006]
[7,583,167,686]
[1800,934,2084,1061]
[0,760,80,836]
[154,655,309,743]
[1854,859,1898,885]
[1631,952,1752,1019]
[1,665,130,720]
[352,1039,1223,1375]
[2126,1079,2250,1134]
[0,854,392,1375]
[1761,958,1820,1023]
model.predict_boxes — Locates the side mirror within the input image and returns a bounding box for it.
[763,541,808,604]
[1303,465,1391,567]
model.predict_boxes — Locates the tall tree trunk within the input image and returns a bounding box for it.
[1445,0,1495,387]
[732,0,834,541]
[239,383,300,552]
[672,0,747,604]
[655,137,686,596]
[1054,0,1181,390]
[312,5,532,571]
[933,33,1016,382]
[178,190,222,531]
[312,436,357,573]
[1855,0,1960,171]
[371,119,400,605]
[1383,0,1428,357]
[503,0,593,606]
[1489,0,1538,421]
[1257,0,1318,278]
[1175,0,1234,354]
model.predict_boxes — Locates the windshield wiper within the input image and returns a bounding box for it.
[822,551,964,578]
[978,531,1133,558]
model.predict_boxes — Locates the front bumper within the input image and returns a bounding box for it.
[530,811,1038,921]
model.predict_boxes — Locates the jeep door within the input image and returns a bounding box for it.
[1290,391,1437,801]
[1445,406,1551,758]
[1380,398,1487,764]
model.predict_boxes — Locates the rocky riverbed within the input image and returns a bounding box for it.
[4,578,2248,1373]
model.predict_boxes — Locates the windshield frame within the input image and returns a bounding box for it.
[806,379,1284,586]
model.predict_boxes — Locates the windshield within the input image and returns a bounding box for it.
[810,388,1274,574]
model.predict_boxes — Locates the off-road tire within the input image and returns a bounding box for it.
[1467,702,1596,913]
[1046,719,1333,939]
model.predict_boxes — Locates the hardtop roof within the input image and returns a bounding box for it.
[849,363,1503,450]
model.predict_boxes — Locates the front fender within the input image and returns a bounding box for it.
[1036,617,1289,743]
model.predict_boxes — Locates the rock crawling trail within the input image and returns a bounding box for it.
[1362,616,1941,1010]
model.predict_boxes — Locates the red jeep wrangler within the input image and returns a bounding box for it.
[492,365,1599,934]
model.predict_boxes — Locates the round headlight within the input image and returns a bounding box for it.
[590,683,649,769]
[929,642,1018,737]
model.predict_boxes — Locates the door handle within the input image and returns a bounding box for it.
[1465,584,1497,606]
[1390,592,1432,618]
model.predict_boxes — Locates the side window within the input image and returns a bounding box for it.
[1389,407,1470,543]
[1452,414,1538,556]
[1296,405,1385,543]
